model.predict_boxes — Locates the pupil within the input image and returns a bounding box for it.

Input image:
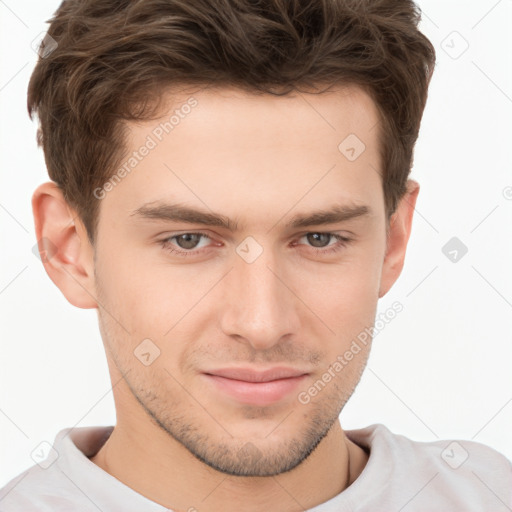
[307,233,330,247]
[177,233,200,249]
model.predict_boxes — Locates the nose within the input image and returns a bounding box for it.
[219,243,301,351]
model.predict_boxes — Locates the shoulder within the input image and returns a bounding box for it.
[0,464,84,512]
[345,423,512,510]
[347,422,512,474]
[0,426,114,512]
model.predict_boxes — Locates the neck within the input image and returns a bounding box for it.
[90,413,368,512]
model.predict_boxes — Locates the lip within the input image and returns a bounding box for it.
[204,366,308,382]
[202,367,309,406]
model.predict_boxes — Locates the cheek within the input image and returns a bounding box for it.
[301,257,380,322]
[95,244,171,337]
[95,248,218,365]
[292,253,381,365]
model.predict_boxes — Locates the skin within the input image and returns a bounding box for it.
[33,84,419,512]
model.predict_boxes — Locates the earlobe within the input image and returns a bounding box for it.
[32,181,98,309]
[378,179,420,298]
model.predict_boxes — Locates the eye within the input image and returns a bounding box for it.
[160,231,213,256]
[159,231,353,257]
[295,232,353,254]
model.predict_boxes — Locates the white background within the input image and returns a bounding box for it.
[1,0,511,488]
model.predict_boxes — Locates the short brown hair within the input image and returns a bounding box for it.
[28,0,435,244]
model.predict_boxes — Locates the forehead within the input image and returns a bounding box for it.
[102,84,384,225]
[135,83,381,149]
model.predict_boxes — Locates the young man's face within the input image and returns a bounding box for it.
[40,84,418,477]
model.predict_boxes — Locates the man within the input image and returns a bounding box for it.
[1,0,510,510]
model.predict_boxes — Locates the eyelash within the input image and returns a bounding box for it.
[159,231,353,257]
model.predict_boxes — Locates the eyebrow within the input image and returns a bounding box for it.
[130,201,371,231]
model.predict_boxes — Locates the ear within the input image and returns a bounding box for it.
[32,181,98,309]
[378,179,420,298]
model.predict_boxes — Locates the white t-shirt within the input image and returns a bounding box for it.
[1,423,511,511]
